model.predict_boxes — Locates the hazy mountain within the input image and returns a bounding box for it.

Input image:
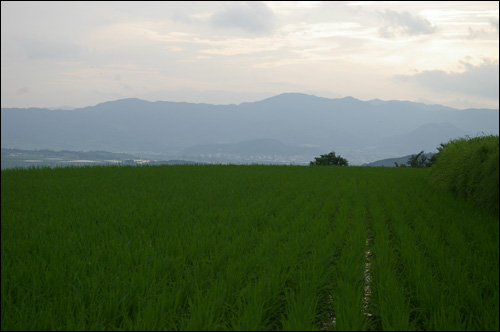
[363,153,435,167]
[372,122,469,156]
[2,93,498,165]
[47,106,77,111]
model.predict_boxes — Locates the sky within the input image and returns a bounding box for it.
[1,1,499,109]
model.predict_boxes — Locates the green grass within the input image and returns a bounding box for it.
[2,165,498,330]
[429,134,499,215]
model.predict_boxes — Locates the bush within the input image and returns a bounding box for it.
[310,151,348,166]
[429,135,499,216]
[406,150,431,167]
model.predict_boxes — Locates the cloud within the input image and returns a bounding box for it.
[197,21,366,57]
[379,9,437,38]
[396,60,499,99]
[210,1,276,34]
[466,26,498,40]
[21,38,86,60]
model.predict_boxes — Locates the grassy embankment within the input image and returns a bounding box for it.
[429,134,499,216]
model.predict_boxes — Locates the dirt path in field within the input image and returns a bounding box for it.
[320,296,337,330]
[321,199,374,330]
[363,237,373,319]
[320,235,373,330]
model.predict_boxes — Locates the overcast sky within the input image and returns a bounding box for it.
[1,1,498,109]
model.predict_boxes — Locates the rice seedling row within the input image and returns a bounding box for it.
[367,171,498,331]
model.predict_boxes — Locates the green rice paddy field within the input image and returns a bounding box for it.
[1,165,498,331]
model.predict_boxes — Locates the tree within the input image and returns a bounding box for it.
[310,151,348,166]
[406,150,431,168]
[426,153,438,167]
[427,142,446,167]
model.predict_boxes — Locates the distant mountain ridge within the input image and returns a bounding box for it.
[2,93,498,165]
[362,153,435,167]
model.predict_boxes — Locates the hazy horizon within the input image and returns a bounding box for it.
[2,1,499,110]
[4,92,500,112]
[2,91,499,111]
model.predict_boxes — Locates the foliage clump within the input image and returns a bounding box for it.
[310,151,348,166]
[429,135,499,215]
[394,151,435,168]
[407,151,435,167]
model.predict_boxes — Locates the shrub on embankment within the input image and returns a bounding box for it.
[429,135,499,216]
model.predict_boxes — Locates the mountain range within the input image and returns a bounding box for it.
[1,93,498,165]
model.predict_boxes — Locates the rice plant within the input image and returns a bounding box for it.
[1,165,498,330]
